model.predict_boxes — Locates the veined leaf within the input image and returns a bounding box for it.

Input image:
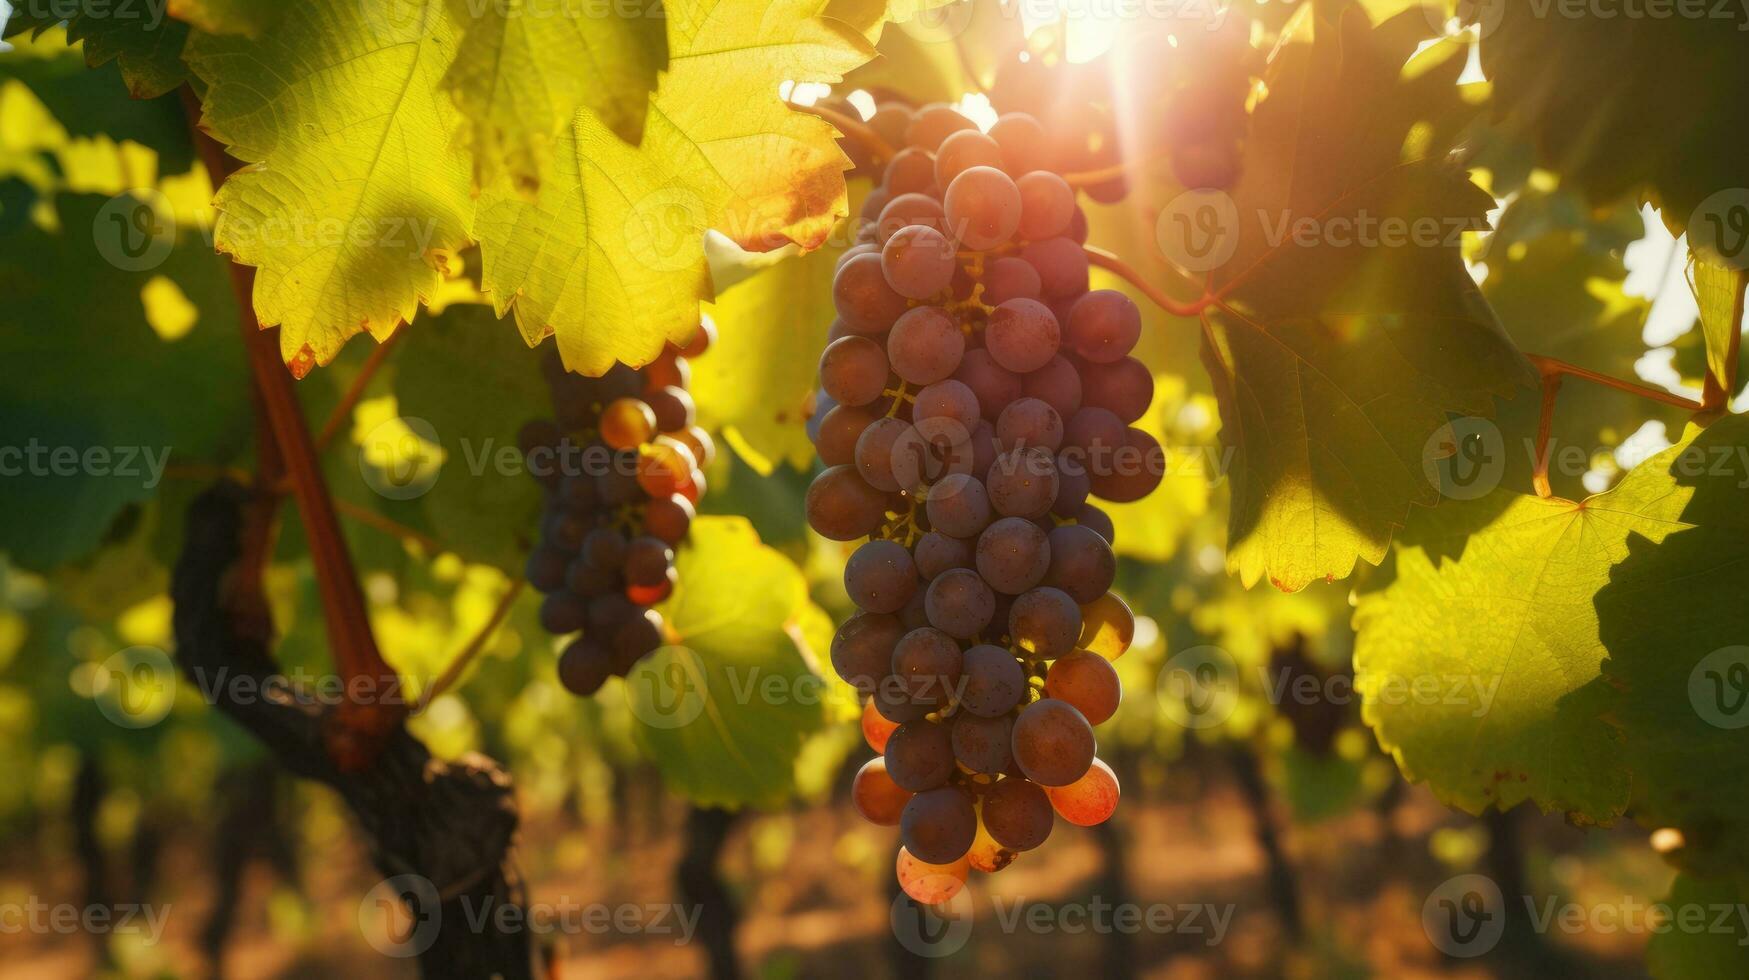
[1353,421,1731,821]
[476,0,871,376]
[628,516,827,809]
[1690,252,1745,403]
[441,0,667,191]
[4,3,189,98]
[1202,6,1531,591]
[186,0,475,376]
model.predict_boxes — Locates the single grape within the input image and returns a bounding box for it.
[643,494,695,545]
[901,786,977,865]
[925,567,996,639]
[1045,757,1120,827]
[868,103,914,149]
[905,103,976,150]
[925,473,992,538]
[877,192,947,243]
[1021,356,1083,417]
[913,531,973,580]
[600,397,657,449]
[525,545,572,592]
[884,719,955,792]
[896,847,969,905]
[952,713,1016,774]
[815,404,880,466]
[1009,587,1083,660]
[1066,290,1142,364]
[890,417,975,492]
[888,307,965,385]
[882,224,958,300]
[834,252,910,334]
[853,758,913,826]
[1043,524,1117,603]
[833,613,903,696]
[1077,592,1135,660]
[984,299,1060,374]
[677,318,715,358]
[913,379,982,435]
[1045,650,1122,725]
[1020,237,1091,299]
[1076,504,1115,543]
[981,777,1054,851]
[558,637,613,696]
[645,385,696,432]
[1064,406,1126,458]
[989,111,1051,176]
[626,567,676,606]
[884,146,937,195]
[935,129,1005,188]
[996,397,1065,453]
[819,335,891,407]
[856,417,917,493]
[959,644,1027,717]
[954,349,1023,421]
[845,539,919,614]
[863,698,900,753]
[1079,356,1153,423]
[872,674,934,724]
[611,609,664,672]
[1089,427,1164,503]
[623,536,675,588]
[805,465,891,541]
[1011,698,1096,786]
[675,426,716,470]
[976,517,1051,595]
[981,255,1043,306]
[643,350,690,392]
[635,437,697,499]
[943,166,1022,251]
[987,447,1059,519]
[892,627,964,706]
[1016,171,1075,241]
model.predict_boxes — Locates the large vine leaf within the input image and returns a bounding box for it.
[1597,416,1749,873]
[1475,3,1749,237]
[441,0,667,192]
[185,0,475,376]
[628,516,828,809]
[1353,424,1724,821]
[3,4,189,98]
[475,0,872,376]
[1646,873,1749,980]
[1202,6,1532,592]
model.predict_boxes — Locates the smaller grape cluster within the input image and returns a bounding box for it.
[810,97,1157,904]
[520,323,717,698]
[1163,18,1255,190]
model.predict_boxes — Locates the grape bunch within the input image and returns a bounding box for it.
[1163,19,1255,190]
[520,323,717,698]
[808,100,1159,903]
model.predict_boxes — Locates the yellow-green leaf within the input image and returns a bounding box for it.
[1690,251,1745,402]
[186,0,475,375]
[476,0,870,376]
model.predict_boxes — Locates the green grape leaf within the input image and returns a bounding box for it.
[1596,416,1749,873]
[185,0,475,376]
[1690,251,1745,402]
[628,516,827,809]
[1646,873,1749,980]
[1354,423,1730,821]
[475,0,870,376]
[4,5,189,98]
[694,237,844,475]
[389,304,550,573]
[1476,4,1749,237]
[1201,5,1531,591]
[441,0,667,192]
[0,193,248,570]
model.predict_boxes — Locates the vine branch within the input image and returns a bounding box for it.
[1526,354,1706,498]
[794,102,894,164]
[1083,245,1210,318]
[414,579,526,715]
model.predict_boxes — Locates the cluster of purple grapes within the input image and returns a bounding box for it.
[1164,19,1254,190]
[520,324,717,698]
[807,100,1159,903]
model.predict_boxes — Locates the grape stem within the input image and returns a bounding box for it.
[1526,354,1706,498]
[1083,245,1210,318]
[794,101,895,164]
[414,578,526,714]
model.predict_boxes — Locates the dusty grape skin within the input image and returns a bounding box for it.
[901,786,977,864]
[834,252,910,334]
[924,568,996,639]
[952,713,1016,774]
[955,349,1023,421]
[981,777,1055,851]
[935,129,1005,188]
[844,539,919,614]
[926,473,993,538]
[884,719,956,792]
[881,224,958,300]
[982,255,1043,306]
[819,335,890,407]
[853,758,913,826]
[1011,698,1097,787]
[1046,758,1120,827]
[959,644,1028,717]
[887,306,965,385]
[987,447,1060,519]
[832,612,904,696]
[805,465,891,541]
[984,299,1061,374]
[914,531,974,580]
[943,166,1023,251]
[892,627,965,705]
[1043,524,1117,603]
[975,517,1052,595]
[1066,289,1142,364]
[1045,650,1123,725]
[1021,356,1083,417]
[1016,171,1076,241]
